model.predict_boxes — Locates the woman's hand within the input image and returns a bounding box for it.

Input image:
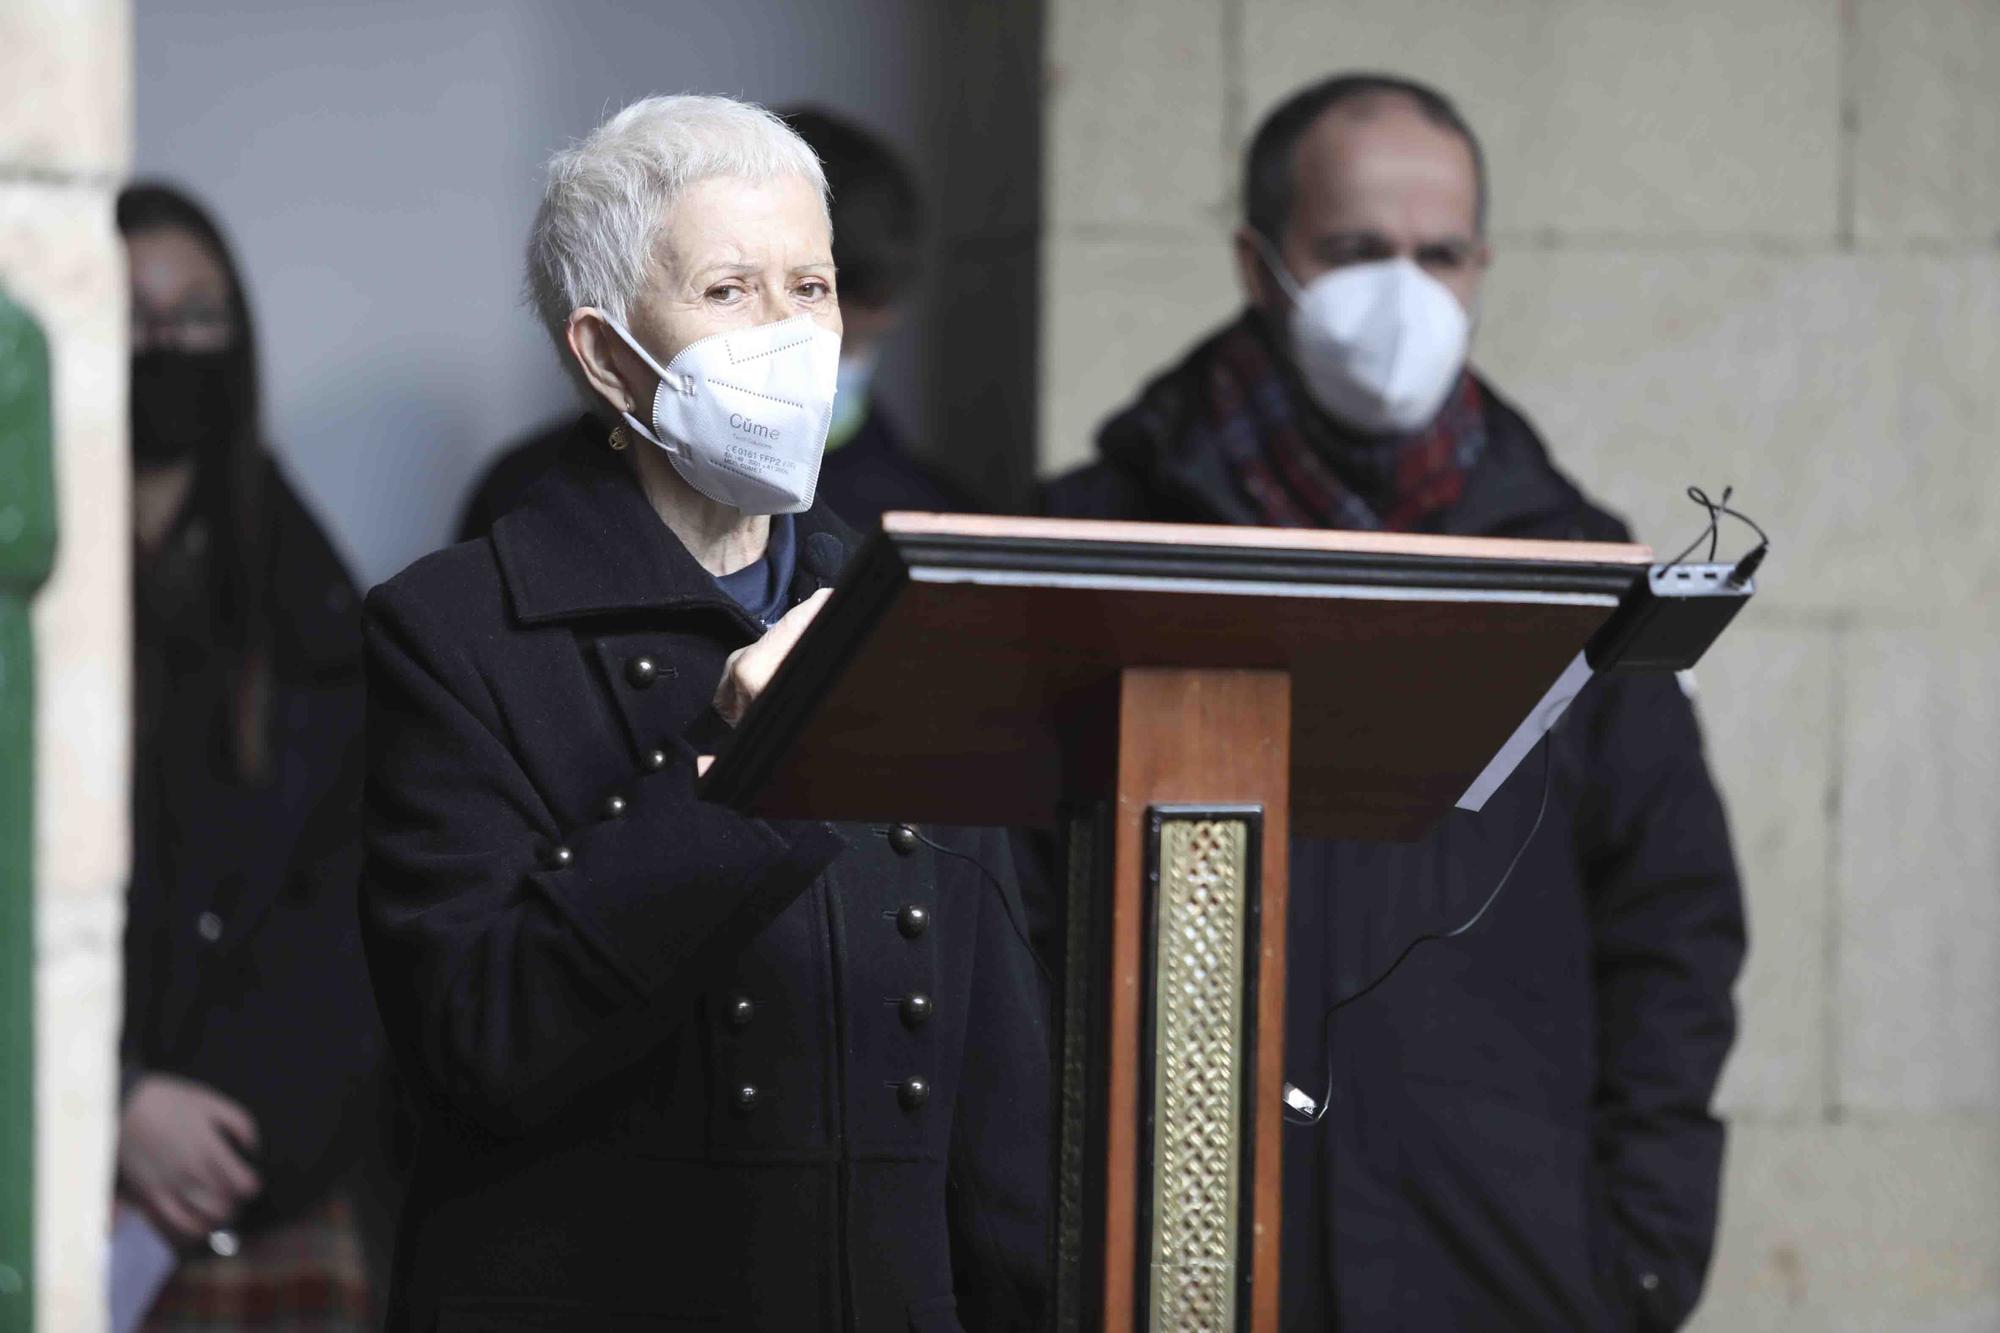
[117,1073,263,1242]
[711,588,832,728]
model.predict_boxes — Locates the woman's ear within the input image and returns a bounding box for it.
[566,309,641,415]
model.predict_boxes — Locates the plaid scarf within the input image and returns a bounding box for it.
[1131,313,1486,532]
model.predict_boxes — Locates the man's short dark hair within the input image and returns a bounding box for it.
[781,106,923,310]
[1243,73,1488,243]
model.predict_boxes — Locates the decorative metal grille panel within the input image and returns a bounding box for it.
[1148,818,1250,1330]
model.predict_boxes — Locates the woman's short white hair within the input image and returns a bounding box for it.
[526,93,829,353]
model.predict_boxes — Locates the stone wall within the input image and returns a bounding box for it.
[1039,2,2000,1328]
[927,0,1048,508]
[0,1,133,1329]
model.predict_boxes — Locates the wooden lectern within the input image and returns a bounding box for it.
[701,513,1653,1333]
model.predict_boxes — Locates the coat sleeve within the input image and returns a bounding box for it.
[945,829,1054,1331]
[360,580,845,1140]
[1574,668,1746,1331]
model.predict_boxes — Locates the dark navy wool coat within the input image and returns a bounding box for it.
[362,418,1051,1332]
[1045,358,1746,1333]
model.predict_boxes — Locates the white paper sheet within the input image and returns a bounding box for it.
[1456,650,1594,812]
[109,1205,179,1333]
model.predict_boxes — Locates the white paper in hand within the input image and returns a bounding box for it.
[109,1204,179,1333]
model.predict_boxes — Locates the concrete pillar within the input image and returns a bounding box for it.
[927,0,1048,509]
[0,1,134,1329]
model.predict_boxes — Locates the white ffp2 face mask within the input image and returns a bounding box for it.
[597,312,842,515]
[1257,243,1471,436]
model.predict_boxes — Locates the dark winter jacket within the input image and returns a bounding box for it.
[1044,343,1746,1332]
[363,416,1051,1332]
[124,461,379,1231]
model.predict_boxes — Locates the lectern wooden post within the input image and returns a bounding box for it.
[1062,668,1291,1332]
[699,513,1654,1333]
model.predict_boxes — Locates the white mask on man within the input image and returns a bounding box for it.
[1255,240,1471,436]
[594,311,842,515]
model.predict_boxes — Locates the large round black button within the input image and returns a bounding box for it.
[642,748,669,772]
[543,845,575,870]
[897,1077,930,1111]
[602,793,628,819]
[731,1083,761,1114]
[900,993,933,1029]
[887,823,920,856]
[625,656,658,688]
[896,905,929,939]
[726,995,756,1029]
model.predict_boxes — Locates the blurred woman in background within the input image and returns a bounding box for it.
[117,182,382,1331]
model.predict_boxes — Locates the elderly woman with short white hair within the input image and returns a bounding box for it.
[361,95,1051,1332]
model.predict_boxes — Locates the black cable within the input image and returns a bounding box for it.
[1666,485,1770,569]
[1283,734,1557,1127]
[1666,485,1729,567]
[1709,492,1771,550]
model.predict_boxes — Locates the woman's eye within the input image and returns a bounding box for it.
[797,280,832,300]
[708,284,747,303]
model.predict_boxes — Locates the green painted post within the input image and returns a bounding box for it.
[0,284,58,1332]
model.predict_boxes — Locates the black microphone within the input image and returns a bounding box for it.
[801,531,847,585]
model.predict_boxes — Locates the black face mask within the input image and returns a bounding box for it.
[130,349,239,465]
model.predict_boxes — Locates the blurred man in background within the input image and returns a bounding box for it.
[1045,74,1746,1331]
[455,105,969,541]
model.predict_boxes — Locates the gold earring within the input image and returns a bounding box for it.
[608,423,630,452]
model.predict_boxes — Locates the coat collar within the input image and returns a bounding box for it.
[1094,315,1591,541]
[1436,380,1592,540]
[490,415,857,627]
